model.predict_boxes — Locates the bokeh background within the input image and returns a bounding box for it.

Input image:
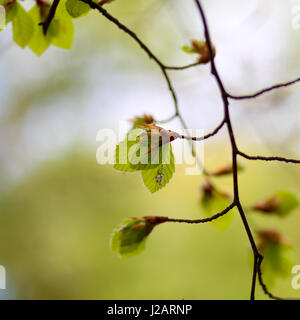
[0,0,300,299]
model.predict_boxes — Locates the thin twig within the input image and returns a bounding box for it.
[180,119,225,141]
[167,203,235,224]
[194,0,263,300]
[39,0,60,35]
[165,62,200,70]
[238,150,300,164]
[228,77,300,100]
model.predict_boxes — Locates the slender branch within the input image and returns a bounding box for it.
[39,0,60,35]
[194,0,262,300]
[180,119,225,141]
[195,0,300,301]
[165,62,200,70]
[238,150,300,164]
[228,77,300,100]
[157,113,178,124]
[251,255,259,301]
[167,203,235,224]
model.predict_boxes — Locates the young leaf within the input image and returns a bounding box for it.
[182,40,216,64]
[50,17,74,49]
[211,161,245,177]
[28,5,51,56]
[65,0,90,18]
[114,126,178,172]
[130,114,155,129]
[5,1,17,24]
[0,0,15,31]
[141,145,175,193]
[200,181,234,230]
[257,230,294,287]
[114,139,139,172]
[252,191,299,217]
[111,216,167,258]
[181,45,197,54]
[0,5,5,29]
[12,2,34,48]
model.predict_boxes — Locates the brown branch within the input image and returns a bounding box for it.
[228,77,300,100]
[39,0,60,35]
[165,62,200,70]
[194,0,264,300]
[180,119,225,141]
[167,203,235,224]
[238,150,300,164]
[195,0,300,301]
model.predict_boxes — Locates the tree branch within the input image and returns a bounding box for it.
[228,77,300,100]
[167,203,235,224]
[39,0,60,35]
[165,62,200,70]
[180,119,225,141]
[194,0,263,300]
[238,150,300,164]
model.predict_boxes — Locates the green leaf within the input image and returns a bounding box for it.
[257,230,295,287]
[252,191,299,217]
[263,242,294,277]
[114,129,168,172]
[28,5,51,56]
[114,139,139,172]
[181,45,196,54]
[130,114,155,129]
[5,2,18,24]
[141,145,175,193]
[56,0,71,18]
[211,161,245,177]
[276,191,299,216]
[0,5,5,29]
[127,137,162,171]
[50,17,74,49]
[12,2,34,48]
[201,184,234,230]
[65,0,90,18]
[111,216,167,258]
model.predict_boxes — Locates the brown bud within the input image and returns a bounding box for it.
[252,196,281,214]
[131,222,146,231]
[211,164,233,176]
[191,40,216,64]
[131,114,155,126]
[143,216,168,225]
[256,229,289,251]
[202,180,214,198]
[137,124,180,153]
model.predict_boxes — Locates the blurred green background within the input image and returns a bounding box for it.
[0,0,300,299]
